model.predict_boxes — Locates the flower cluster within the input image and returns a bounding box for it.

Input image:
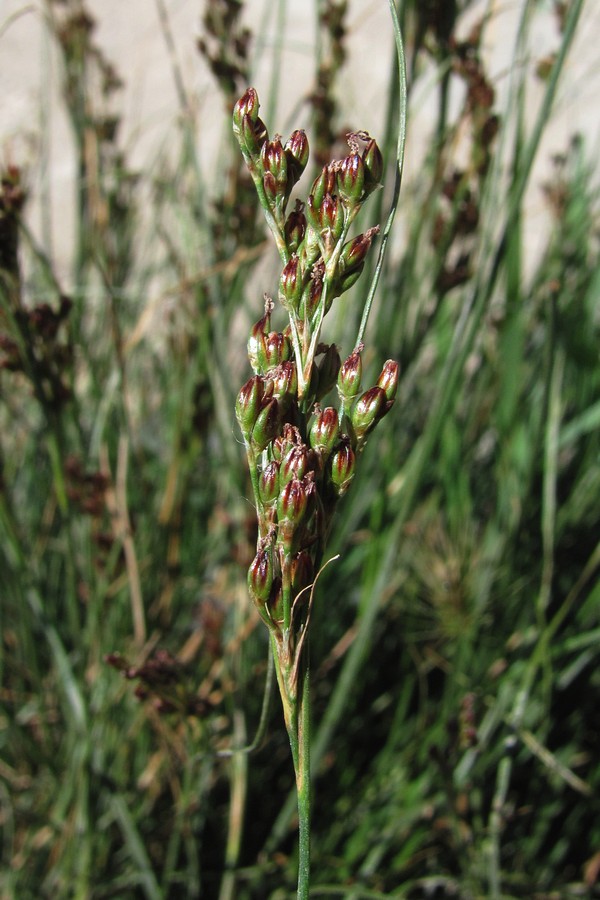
[233,88,398,676]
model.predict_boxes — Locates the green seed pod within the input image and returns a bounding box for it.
[260,331,291,371]
[305,194,322,232]
[261,138,288,193]
[271,361,297,407]
[331,265,364,300]
[362,138,384,194]
[339,230,377,276]
[233,88,259,132]
[279,255,303,311]
[240,113,268,160]
[337,350,363,405]
[310,165,334,209]
[320,193,344,250]
[337,153,365,205]
[298,222,321,270]
[351,386,387,439]
[277,477,308,526]
[280,444,309,485]
[247,311,271,373]
[252,397,280,451]
[236,375,264,436]
[329,439,356,496]
[263,171,278,204]
[309,406,339,459]
[377,359,399,403]
[259,460,280,506]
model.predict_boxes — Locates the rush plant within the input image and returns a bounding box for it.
[232,58,403,896]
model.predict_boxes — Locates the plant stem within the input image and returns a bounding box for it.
[296,650,311,900]
[270,632,312,899]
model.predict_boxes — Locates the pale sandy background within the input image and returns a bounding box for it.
[1,0,599,283]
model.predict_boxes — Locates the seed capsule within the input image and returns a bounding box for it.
[337,153,365,205]
[279,255,303,311]
[261,138,288,192]
[284,203,307,253]
[309,407,339,458]
[277,477,308,526]
[248,546,274,607]
[362,138,383,193]
[377,359,399,403]
[329,440,356,496]
[351,386,387,439]
[280,444,309,485]
[337,350,363,404]
[259,461,280,506]
[285,130,310,189]
[233,88,259,132]
[236,375,264,436]
[251,397,280,451]
[339,229,378,276]
[271,361,297,406]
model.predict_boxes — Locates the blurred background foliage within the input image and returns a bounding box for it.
[1,0,599,897]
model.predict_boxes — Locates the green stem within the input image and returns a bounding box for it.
[270,632,312,900]
[296,652,311,900]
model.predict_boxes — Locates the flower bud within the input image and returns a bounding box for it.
[337,350,362,404]
[280,443,309,485]
[377,359,399,403]
[248,545,274,607]
[252,397,280,451]
[309,406,339,458]
[351,386,387,439]
[259,460,280,506]
[236,375,264,436]
[362,138,383,193]
[337,153,365,204]
[329,440,356,496]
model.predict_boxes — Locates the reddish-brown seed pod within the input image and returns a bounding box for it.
[248,546,274,607]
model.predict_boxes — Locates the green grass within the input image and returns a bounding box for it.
[1,0,599,897]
